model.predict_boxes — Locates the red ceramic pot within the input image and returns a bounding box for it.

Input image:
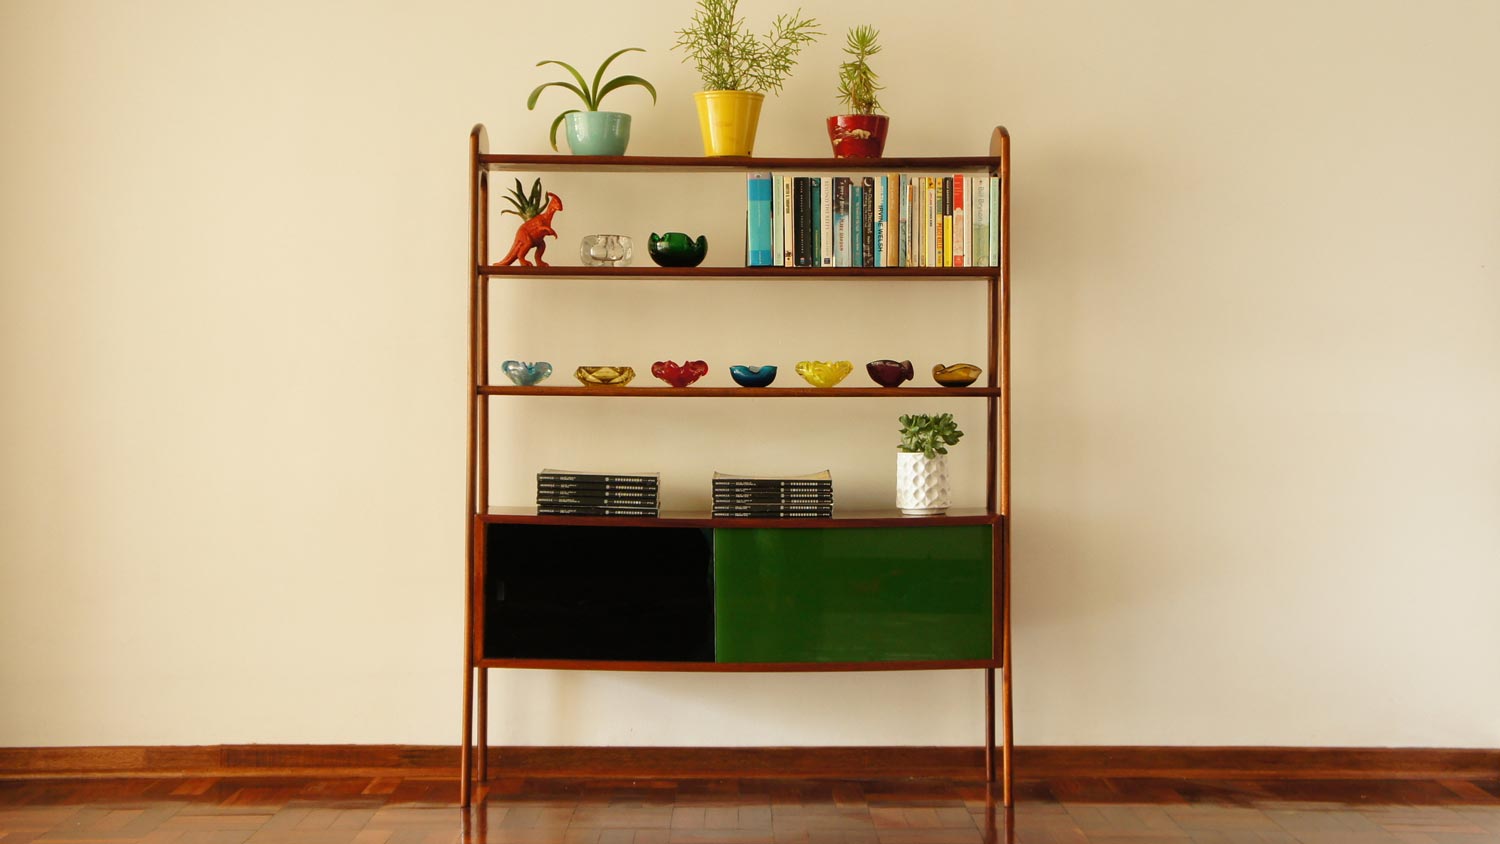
[826,114,890,159]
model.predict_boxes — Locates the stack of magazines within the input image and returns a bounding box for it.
[711,470,834,518]
[536,469,659,517]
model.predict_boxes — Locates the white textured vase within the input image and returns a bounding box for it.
[896,452,951,515]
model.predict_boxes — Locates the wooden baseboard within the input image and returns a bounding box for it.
[0,745,1495,781]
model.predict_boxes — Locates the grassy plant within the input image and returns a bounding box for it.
[897,413,964,459]
[672,0,820,94]
[500,178,546,220]
[526,48,657,150]
[836,25,883,115]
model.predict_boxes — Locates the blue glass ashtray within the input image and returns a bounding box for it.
[729,365,777,388]
[501,360,553,386]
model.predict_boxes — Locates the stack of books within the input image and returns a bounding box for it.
[711,470,834,519]
[745,172,1002,269]
[536,469,659,517]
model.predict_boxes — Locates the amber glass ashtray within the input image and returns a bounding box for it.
[575,365,636,387]
[932,363,982,388]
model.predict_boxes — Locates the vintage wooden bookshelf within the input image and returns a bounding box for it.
[462,125,1013,805]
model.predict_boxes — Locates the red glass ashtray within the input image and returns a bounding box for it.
[651,359,709,388]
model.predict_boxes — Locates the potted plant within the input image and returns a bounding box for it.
[527,48,657,155]
[493,178,564,267]
[827,25,888,158]
[672,0,820,156]
[895,413,964,515]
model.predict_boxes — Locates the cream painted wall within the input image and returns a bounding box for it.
[2,0,1497,748]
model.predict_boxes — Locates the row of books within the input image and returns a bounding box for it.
[536,469,659,517]
[746,173,1001,269]
[534,470,836,518]
[711,470,833,519]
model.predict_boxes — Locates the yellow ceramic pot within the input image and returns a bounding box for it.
[693,90,765,157]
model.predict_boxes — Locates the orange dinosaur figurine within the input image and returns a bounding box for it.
[494,192,564,267]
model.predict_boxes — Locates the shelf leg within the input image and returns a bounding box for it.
[984,667,996,783]
[477,668,489,781]
[1002,665,1013,807]
[460,664,473,806]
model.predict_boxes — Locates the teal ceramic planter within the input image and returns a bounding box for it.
[565,111,631,155]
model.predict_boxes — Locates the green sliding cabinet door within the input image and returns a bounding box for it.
[713,526,993,663]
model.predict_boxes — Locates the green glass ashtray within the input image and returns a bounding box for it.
[575,365,636,386]
[648,232,709,268]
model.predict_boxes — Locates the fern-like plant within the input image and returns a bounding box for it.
[500,178,546,220]
[526,48,658,151]
[672,0,821,94]
[836,25,883,115]
[897,413,964,459]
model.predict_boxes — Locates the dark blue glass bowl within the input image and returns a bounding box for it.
[729,365,777,388]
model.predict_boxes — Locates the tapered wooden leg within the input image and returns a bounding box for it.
[1002,666,1013,806]
[477,668,489,780]
[460,665,473,806]
[985,668,996,783]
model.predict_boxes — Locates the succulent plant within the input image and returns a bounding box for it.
[897,413,964,459]
[836,25,883,115]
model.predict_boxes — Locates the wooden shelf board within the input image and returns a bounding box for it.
[479,265,997,279]
[480,506,1001,529]
[475,657,1001,672]
[479,153,1001,173]
[479,386,999,398]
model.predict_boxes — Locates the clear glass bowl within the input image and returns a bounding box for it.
[579,234,633,267]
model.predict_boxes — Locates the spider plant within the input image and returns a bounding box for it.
[500,178,546,220]
[526,48,658,151]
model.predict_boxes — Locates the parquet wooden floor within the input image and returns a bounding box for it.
[1,776,1498,844]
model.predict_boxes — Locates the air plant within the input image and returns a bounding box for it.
[500,178,546,220]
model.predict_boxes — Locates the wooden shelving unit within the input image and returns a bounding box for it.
[462,124,1012,806]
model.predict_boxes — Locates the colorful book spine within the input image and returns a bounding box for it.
[746,171,772,267]
[989,176,1000,268]
[884,174,894,267]
[952,174,966,268]
[809,177,821,268]
[771,174,784,268]
[860,176,876,267]
[833,177,850,267]
[973,176,988,268]
[793,177,811,267]
[897,175,909,268]
[942,176,954,267]
[851,181,863,268]
[918,177,930,266]
[819,176,834,267]
[781,176,794,267]
[873,175,886,268]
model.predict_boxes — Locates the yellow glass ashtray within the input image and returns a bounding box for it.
[795,360,853,388]
[574,365,636,387]
[933,362,982,388]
